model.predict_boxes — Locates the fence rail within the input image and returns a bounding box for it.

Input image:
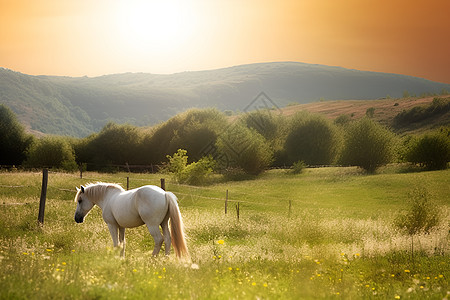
[1,169,296,224]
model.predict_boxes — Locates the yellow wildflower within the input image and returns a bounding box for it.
[217,240,225,245]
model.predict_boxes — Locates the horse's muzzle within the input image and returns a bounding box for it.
[74,213,84,223]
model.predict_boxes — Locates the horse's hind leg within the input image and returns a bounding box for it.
[161,218,171,256]
[146,224,163,256]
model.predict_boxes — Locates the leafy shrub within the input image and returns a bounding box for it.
[178,156,215,185]
[216,124,273,175]
[394,189,441,235]
[165,149,188,174]
[289,160,306,174]
[404,128,450,170]
[25,136,77,171]
[285,113,341,165]
[0,104,34,165]
[340,117,396,173]
[164,149,215,185]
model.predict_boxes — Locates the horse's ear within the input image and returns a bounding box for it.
[81,186,85,193]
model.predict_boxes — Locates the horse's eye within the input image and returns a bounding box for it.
[78,199,82,204]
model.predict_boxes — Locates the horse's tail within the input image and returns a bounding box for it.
[165,192,189,258]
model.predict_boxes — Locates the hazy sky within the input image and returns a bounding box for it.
[1,0,449,83]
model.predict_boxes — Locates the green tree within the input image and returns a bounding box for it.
[76,122,143,167]
[142,108,227,164]
[216,123,273,175]
[284,113,341,165]
[340,117,396,172]
[0,104,33,165]
[405,128,449,170]
[242,110,280,141]
[25,136,77,171]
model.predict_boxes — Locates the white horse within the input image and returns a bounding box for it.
[74,182,188,258]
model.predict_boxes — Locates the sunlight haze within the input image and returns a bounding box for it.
[1,0,449,83]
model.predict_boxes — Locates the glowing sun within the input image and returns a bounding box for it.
[116,0,196,51]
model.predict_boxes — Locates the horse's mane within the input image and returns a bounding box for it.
[78,182,124,203]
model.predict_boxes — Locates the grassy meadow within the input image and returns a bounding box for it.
[0,167,449,299]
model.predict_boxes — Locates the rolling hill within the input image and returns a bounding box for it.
[1,62,449,137]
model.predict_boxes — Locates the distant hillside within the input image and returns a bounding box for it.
[1,62,449,137]
[280,96,450,134]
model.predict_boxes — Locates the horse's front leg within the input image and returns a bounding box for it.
[107,223,119,248]
[118,226,126,257]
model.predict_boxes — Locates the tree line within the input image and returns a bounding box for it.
[1,104,449,177]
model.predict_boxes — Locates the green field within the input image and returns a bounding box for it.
[1,167,449,299]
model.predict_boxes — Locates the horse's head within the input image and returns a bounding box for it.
[74,185,95,223]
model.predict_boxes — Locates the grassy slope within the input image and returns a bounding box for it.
[0,168,448,299]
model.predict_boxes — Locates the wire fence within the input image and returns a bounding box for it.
[1,169,295,219]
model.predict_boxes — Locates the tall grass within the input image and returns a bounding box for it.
[1,167,448,299]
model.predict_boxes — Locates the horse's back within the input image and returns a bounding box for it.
[108,185,167,228]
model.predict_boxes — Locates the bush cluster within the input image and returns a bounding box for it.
[1,104,449,176]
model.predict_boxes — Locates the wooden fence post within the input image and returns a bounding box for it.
[160,178,165,191]
[126,177,129,190]
[225,190,228,214]
[38,168,48,224]
[236,202,240,221]
[289,200,292,218]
